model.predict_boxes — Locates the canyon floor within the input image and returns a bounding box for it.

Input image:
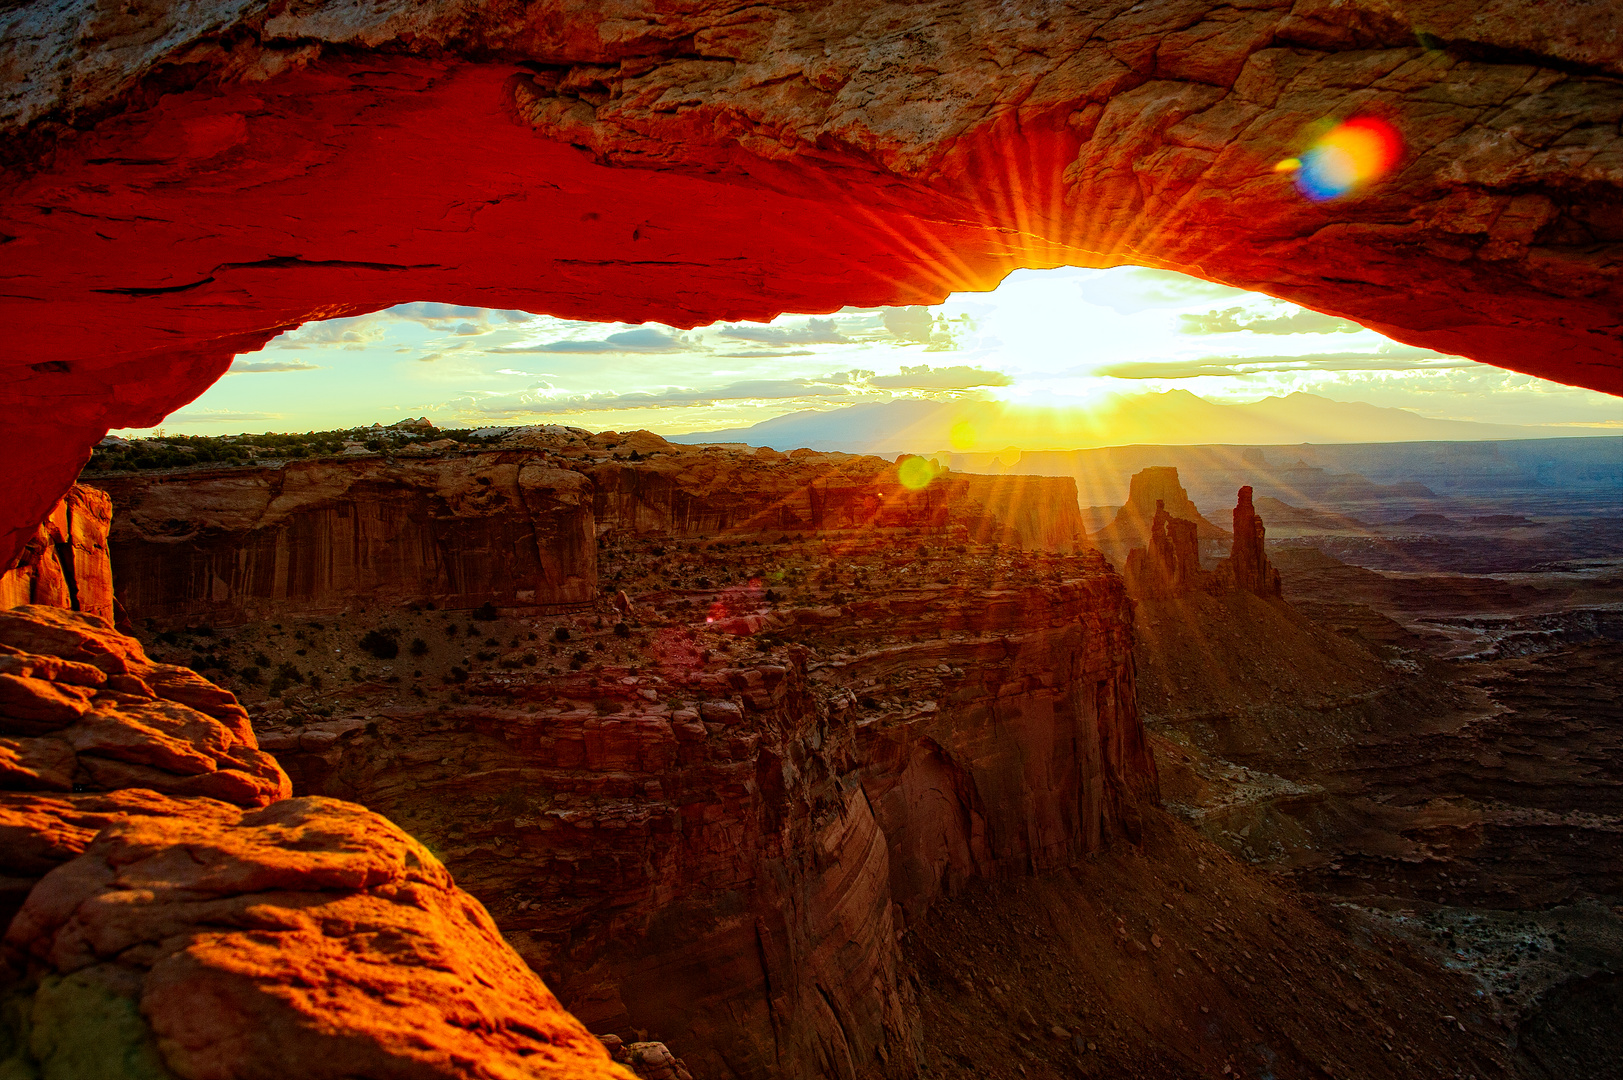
[124,491,1621,1080]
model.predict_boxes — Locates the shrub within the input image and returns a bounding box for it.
[613,621,631,638]
[409,638,429,657]
[448,666,469,683]
[238,666,262,685]
[358,629,399,660]
[472,602,498,622]
[476,651,497,662]
[552,627,570,643]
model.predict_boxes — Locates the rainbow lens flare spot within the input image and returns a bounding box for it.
[1283,117,1403,201]
[898,456,936,491]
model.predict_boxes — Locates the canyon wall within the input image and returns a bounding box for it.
[86,454,598,628]
[88,444,1087,627]
[586,449,1086,550]
[0,486,114,624]
[264,552,1152,1080]
[0,604,630,1080]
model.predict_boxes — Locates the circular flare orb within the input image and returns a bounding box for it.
[898,457,935,490]
[1293,117,1403,201]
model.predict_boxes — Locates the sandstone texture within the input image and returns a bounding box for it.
[1117,475,1283,599]
[0,486,114,624]
[1093,466,1228,555]
[87,452,598,628]
[1,0,1621,571]
[0,606,633,1080]
[257,539,1155,1079]
[87,435,1086,627]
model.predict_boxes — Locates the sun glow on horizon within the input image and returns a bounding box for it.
[118,264,1621,443]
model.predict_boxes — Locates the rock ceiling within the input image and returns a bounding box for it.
[1,0,1619,567]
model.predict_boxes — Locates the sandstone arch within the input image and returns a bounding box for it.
[2,0,1620,567]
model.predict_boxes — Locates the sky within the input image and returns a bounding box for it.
[125,266,1621,442]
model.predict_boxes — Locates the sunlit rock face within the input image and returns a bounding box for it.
[0,605,632,1080]
[1,0,1620,569]
[0,486,114,624]
[86,454,599,629]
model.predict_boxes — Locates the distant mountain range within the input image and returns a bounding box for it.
[666,390,1599,454]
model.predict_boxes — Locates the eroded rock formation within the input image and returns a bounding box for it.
[87,437,1086,627]
[1122,483,1283,599]
[86,453,599,628]
[1216,484,1284,598]
[1,0,1620,573]
[1093,467,1227,553]
[0,486,113,624]
[1124,499,1205,598]
[0,604,631,1080]
[260,539,1155,1079]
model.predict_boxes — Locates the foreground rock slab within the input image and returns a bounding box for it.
[0,605,631,1080]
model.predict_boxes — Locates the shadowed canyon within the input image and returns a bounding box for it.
[3,1,1622,1079]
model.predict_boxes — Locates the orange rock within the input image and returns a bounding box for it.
[0,485,114,623]
[0,607,287,805]
[6,797,633,1080]
[0,605,631,1080]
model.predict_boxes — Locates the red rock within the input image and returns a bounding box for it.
[1125,499,1207,598]
[0,485,114,623]
[83,454,598,628]
[0,605,631,1080]
[0,606,286,804]
[4,796,632,1080]
[267,544,1156,1078]
[2,1,1619,571]
[1215,485,1283,598]
[1094,467,1228,553]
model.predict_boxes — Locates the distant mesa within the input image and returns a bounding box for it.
[1090,466,1229,552]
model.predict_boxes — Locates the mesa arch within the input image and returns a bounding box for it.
[2,0,1620,569]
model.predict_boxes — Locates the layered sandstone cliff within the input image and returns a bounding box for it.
[86,454,598,627]
[261,541,1154,1080]
[0,486,114,624]
[1092,467,1227,554]
[88,440,1087,627]
[583,440,1085,549]
[0,604,631,1080]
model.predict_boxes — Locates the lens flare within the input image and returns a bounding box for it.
[949,420,977,450]
[898,456,935,491]
[1279,117,1403,201]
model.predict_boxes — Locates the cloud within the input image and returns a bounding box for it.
[491,327,690,354]
[388,303,533,330]
[270,315,384,349]
[1098,351,1475,379]
[1179,306,1363,335]
[883,306,936,343]
[717,350,817,358]
[228,360,319,373]
[1079,267,1252,315]
[721,318,848,346]
[868,364,1012,390]
[458,377,860,418]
